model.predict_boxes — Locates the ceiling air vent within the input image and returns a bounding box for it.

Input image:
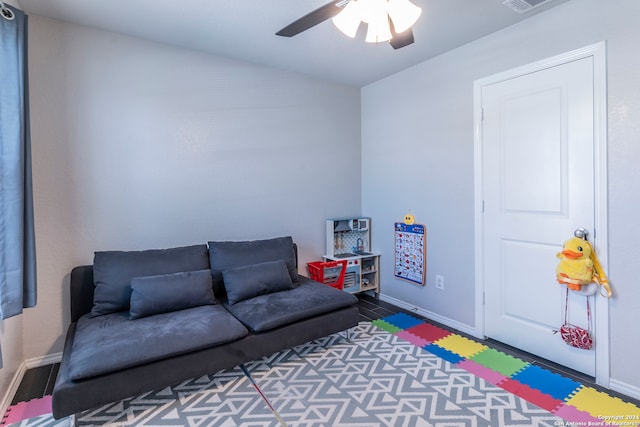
[502,0,553,14]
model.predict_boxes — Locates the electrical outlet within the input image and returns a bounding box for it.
[435,274,444,290]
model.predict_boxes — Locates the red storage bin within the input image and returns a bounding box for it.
[306,260,347,290]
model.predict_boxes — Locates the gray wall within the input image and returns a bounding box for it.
[18,16,361,363]
[3,0,640,405]
[362,0,640,393]
[0,315,22,405]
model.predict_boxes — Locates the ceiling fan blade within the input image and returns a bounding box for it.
[389,27,414,49]
[276,1,344,37]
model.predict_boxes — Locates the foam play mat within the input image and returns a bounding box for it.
[373,312,640,426]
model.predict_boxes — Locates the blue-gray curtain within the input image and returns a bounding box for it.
[0,3,37,324]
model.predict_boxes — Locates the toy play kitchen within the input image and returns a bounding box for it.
[324,217,380,294]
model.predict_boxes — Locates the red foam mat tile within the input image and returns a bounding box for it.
[498,378,564,413]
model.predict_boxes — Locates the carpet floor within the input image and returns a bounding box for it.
[3,316,640,426]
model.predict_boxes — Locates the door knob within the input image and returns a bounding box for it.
[574,228,589,240]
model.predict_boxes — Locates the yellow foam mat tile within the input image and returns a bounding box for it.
[434,334,488,359]
[566,386,640,422]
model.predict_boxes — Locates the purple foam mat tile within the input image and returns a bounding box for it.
[1,396,52,426]
[553,403,618,426]
[395,330,431,347]
[457,359,507,386]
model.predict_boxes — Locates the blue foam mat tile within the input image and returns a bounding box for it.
[424,343,465,365]
[380,313,425,330]
[511,364,582,401]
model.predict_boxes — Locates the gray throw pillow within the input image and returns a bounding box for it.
[222,259,293,305]
[91,244,210,317]
[129,270,216,319]
[208,236,298,298]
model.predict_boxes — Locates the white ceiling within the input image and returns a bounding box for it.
[17,0,571,87]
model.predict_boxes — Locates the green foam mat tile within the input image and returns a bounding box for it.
[468,347,529,377]
[371,319,402,334]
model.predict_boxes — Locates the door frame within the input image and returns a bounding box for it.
[473,42,609,386]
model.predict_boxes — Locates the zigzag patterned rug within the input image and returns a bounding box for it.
[3,318,639,426]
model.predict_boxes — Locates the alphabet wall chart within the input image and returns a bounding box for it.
[394,222,426,285]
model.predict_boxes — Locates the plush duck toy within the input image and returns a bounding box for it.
[556,235,612,297]
[556,237,594,290]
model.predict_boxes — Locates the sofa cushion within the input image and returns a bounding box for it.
[129,270,216,319]
[222,260,293,305]
[224,276,359,332]
[208,236,298,299]
[91,244,210,317]
[69,305,248,381]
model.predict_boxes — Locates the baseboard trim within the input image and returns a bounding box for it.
[610,378,640,401]
[0,360,27,420]
[377,293,481,339]
[25,352,62,369]
[0,352,62,418]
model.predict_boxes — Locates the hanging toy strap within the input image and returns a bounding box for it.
[586,294,592,332]
[564,286,570,324]
[586,241,612,298]
[561,286,594,350]
[564,286,592,333]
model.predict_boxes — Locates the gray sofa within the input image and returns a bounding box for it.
[52,236,359,419]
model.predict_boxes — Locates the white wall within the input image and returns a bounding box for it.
[362,0,640,392]
[22,16,361,361]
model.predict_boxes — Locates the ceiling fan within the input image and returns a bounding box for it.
[275,0,421,50]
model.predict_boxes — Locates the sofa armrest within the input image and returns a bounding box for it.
[70,265,95,322]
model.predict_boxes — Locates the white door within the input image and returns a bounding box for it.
[479,56,599,376]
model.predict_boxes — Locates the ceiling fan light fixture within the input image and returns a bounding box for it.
[329,0,419,46]
[332,0,363,38]
[363,0,392,43]
[387,0,422,33]
[365,18,392,43]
